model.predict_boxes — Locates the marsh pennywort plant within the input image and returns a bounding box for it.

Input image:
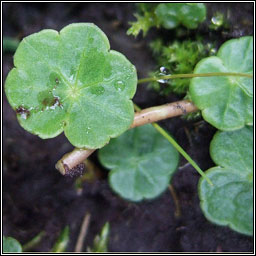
[4,23,253,236]
[199,126,253,236]
[5,23,252,152]
[127,3,207,37]
[3,236,22,253]
[5,23,137,149]
[190,36,253,130]
[99,124,179,201]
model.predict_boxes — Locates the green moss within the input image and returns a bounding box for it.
[148,39,216,95]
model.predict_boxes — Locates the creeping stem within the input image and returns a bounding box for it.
[131,100,197,128]
[133,103,213,186]
[56,148,95,175]
[56,100,198,175]
[56,72,252,181]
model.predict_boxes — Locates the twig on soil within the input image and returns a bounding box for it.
[75,212,91,252]
[56,100,197,175]
[168,185,181,218]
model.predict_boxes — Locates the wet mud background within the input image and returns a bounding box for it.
[3,3,254,252]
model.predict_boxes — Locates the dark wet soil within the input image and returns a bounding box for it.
[3,3,254,252]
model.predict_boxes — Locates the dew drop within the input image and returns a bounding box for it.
[90,86,105,95]
[157,79,168,84]
[157,67,170,84]
[114,81,125,92]
[211,15,223,26]
[159,66,168,74]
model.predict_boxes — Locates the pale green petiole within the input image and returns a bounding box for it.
[133,103,213,186]
[138,72,252,84]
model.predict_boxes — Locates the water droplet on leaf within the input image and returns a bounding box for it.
[90,86,105,95]
[114,81,125,92]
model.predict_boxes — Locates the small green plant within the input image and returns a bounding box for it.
[99,124,179,201]
[190,36,253,130]
[128,3,206,37]
[3,228,68,253]
[148,38,215,95]
[51,226,70,252]
[199,126,253,235]
[4,19,253,238]
[127,3,159,37]
[5,23,137,149]
[3,236,22,253]
[87,222,110,252]
[155,3,206,30]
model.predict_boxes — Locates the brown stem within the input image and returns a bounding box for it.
[74,212,91,252]
[56,100,198,175]
[168,185,181,218]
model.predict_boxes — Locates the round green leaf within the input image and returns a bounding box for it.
[155,3,206,29]
[5,23,137,149]
[210,126,253,176]
[190,36,253,130]
[98,124,179,202]
[3,236,22,253]
[199,167,253,236]
[199,126,253,235]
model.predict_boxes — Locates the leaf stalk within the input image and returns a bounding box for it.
[138,72,252,84]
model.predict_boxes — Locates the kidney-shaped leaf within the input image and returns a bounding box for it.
[3,236,22,253]
[199,126,253,235]
[98,124,179,201]
[5,23,137,149]
[190,36,253,130]
[155,3,206,29]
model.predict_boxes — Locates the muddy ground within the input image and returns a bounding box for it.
[3,3,254,252]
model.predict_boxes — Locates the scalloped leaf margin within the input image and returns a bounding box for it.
[199,126,253,236]
[190,36,253,131]
[5,23,137,149]
[98,124,179,201]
